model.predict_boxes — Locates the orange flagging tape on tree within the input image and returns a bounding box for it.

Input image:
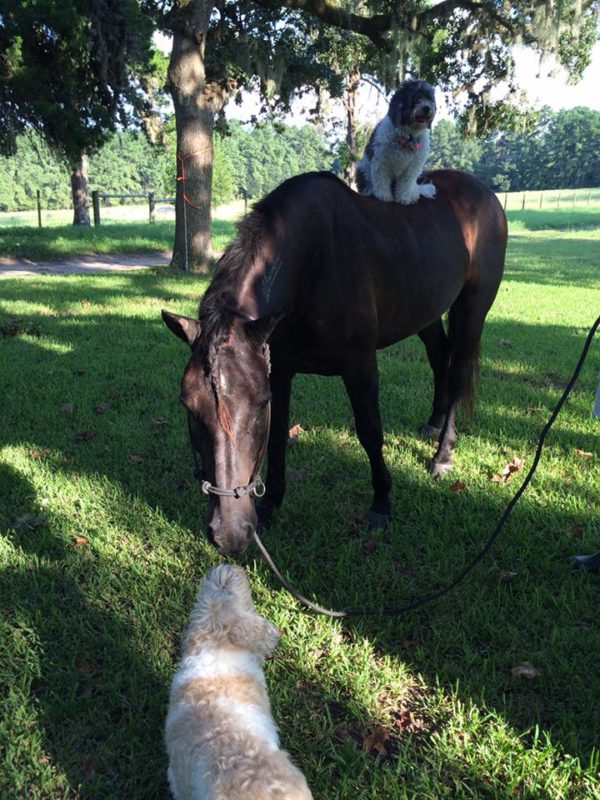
[176,147,213,210]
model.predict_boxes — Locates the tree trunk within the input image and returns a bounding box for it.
[343,66,361,189]
[71,152,90,226]
[167,3,229,272]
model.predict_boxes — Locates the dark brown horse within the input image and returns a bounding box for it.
[163,170,507,556]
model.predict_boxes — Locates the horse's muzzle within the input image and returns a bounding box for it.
[207,502,256,556]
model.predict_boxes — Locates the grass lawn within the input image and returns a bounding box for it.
[0,205,599,798]
[0,201,244,262]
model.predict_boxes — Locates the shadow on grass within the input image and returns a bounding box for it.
[504,233,600,288]
[1,275,599,796]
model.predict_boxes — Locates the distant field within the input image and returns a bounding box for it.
[499,186,600,213]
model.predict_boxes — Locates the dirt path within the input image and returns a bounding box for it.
[0,251,172,279]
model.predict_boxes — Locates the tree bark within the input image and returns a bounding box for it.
[70,152,90,226]
[167,2,230,272]
[342,66,361,189]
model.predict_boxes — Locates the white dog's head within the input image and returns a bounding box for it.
[387,78,436,133]
[183,564,281,658]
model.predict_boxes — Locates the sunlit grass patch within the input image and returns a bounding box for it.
[0,210,599,798]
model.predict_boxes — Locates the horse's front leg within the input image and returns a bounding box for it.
[256,367,293,529]
[343,358,392,529]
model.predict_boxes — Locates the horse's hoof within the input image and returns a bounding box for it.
[429,459,452,478]
[256,502,275,530]
[568,553,600,573]
[420,423,441,439]
[366,510,392,531]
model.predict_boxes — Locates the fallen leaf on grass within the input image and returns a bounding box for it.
[31,448,51,460]
[287,423,305,446]
[450,481,467,493]
[574,449,594,460]
[73,535,89,548]
[362,538,378,556]
[491,457,525,483]
[75,430,95,442]
[511,661,540,679]
[363,724,390,756]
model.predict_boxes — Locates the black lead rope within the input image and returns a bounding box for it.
[254,315,600,618]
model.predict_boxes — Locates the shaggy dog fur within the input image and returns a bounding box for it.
[356,78,437,204]
[165,565,313,800]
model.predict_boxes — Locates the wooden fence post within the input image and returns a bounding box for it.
[539,192,543,209]
[92,191,101,226]
[36,190,42,228]
[503,193,507,210]
[521,193,526,210]
[148,191,155,224]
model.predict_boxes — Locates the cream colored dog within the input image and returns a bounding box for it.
[165,564,313,800]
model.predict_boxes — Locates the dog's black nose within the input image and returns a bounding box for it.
[422,104,431,113]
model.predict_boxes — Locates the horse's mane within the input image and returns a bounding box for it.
[199,171,349,359]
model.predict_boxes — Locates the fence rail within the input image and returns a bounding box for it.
[91,191,175,226]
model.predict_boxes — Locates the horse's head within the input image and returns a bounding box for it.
[162,309,273,556]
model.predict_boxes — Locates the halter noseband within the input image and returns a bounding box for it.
[187,342,271,500]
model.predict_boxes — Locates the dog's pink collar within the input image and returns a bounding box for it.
[394,135,424,152]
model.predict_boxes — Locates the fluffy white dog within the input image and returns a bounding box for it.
[165,564,313,800]
[356,78,437,204]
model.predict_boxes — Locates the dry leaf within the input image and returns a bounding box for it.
[62,402,75,416]
[287,423,305,446]
[574,449,593,460]
[363,724,390,756]
[450,481,467,493]
[362,538,378,556]
[129,453,144,464]
[567,523,584,539]
[491,457,525,483]
[73,535,89,548]
[31,448,51,460]
[75,430,95,442]
[511,661,540,679]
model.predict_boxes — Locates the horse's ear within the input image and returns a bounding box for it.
[161,310,201,348]
[244,314,281,344]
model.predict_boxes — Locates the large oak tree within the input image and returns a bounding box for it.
[149,0,597,270]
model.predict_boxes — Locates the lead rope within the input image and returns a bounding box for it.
[254,315,600,617]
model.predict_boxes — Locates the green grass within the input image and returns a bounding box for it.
[0,209,599,798]
[0,202,243,261]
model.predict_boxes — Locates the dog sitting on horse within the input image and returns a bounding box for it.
[356,78,437,204]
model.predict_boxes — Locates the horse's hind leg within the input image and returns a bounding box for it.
[343,356,392,528]
[429,293,485,478]
[418,319,450,437]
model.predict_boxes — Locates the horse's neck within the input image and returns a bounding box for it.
[234,253,297,322]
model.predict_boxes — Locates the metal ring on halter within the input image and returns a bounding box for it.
[252,478,266,498]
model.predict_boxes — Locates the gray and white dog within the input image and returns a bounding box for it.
[356,79,437,204]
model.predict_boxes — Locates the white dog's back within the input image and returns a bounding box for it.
[165,565,313,800]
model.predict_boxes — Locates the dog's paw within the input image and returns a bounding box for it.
[419,182,436,199]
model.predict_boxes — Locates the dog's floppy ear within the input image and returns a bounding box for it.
[231,615,280,659]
